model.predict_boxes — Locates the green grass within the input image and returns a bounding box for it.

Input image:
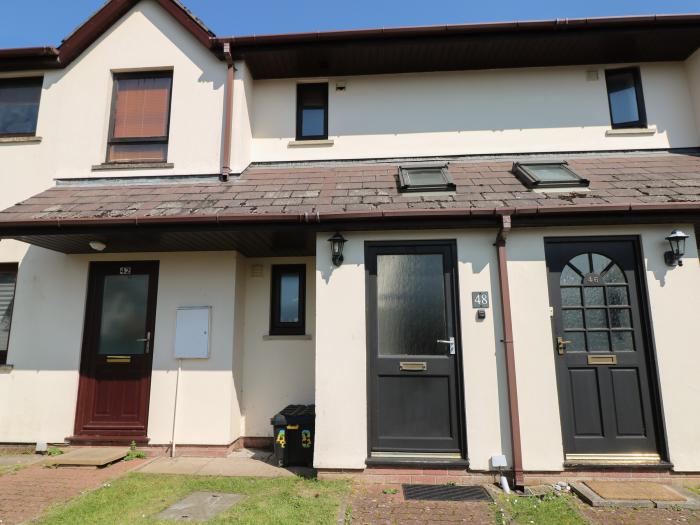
[689,486,700,496]
[34,473,349,525]
[495,493,588,525]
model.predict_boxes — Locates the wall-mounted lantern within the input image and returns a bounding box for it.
[328,232,347,267]
[664,229,689,267]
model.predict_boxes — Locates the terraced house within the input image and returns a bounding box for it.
[2,0,700,488]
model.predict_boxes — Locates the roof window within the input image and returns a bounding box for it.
[512,161,589,189]
[398,165,456,193]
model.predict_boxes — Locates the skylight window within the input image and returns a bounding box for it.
[512,161,589,189]
[398,166,456,193]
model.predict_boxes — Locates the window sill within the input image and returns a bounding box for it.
[263,334,313,341]
[0,364,13,374]
[92,162,175,171]
[0,136,42,144]
[287,139,334,147]
[605,126,657,136]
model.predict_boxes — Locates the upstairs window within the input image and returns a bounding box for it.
[270,265,306,336]
[0,264,18,365]
[107,71,173,163]
[296,83,328,140]
[512,161,589,189]
[399,165,456,193]
[605,67,647,129]
[0,77,42,137]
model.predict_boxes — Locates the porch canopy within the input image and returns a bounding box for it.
[2,151,700,255]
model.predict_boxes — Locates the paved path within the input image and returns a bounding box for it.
[0,458,145,525]
[136,455,296,477]
[348,483,495,525]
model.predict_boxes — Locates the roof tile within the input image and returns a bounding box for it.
[3,151,700,225]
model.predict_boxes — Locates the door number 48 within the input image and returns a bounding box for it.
[472,292,489,308]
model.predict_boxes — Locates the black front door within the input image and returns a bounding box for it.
[366,241,463,455]
[545,238,662,462]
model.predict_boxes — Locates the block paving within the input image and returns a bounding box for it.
[0,458,145,525]
[347,483,495,525]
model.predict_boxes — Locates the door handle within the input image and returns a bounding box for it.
[136,331,151,354]
[437,337,456,355]
[556,336,571,355]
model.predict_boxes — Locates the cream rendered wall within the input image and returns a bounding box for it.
[314,230,509,471]
[231,61,254,174]
[0,249,241,445]
[253,63,698,162]
[314,225,700,472]
[685,49,700,146]
[239,257,315,437]
[0,0,225,211]
[507,224,700,472]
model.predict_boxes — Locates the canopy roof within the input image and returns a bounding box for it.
[1,150,699,255]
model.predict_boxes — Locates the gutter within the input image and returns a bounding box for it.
[220,42,235,182]
[495,214,525,489]
[1,201,700,231]
[216,13,700,47]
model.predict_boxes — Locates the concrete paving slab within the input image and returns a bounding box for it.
[43,447,128,467]
[197,458,293,478]
[156,491,244,521]
[137,456,294,478]
[227,448,272,461]
[137,457,211,475]
[654,486,700,510]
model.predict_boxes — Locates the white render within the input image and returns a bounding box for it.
[314,226,700,472]
[252,63,698,162]
[1,0,700,475]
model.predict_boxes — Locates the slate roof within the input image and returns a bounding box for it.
[3,151,700,227]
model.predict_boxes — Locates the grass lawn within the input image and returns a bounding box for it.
[34,473,349,525]
[495,492,588,525]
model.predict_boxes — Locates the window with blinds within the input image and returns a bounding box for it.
[0,264,18,364]
[107,71,173,163]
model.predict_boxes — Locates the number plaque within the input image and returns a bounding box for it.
[472,291,489,308]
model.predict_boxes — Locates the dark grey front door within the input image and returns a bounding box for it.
[545,238,662,461]
[366,241,463,455]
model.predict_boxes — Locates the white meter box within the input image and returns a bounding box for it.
[174,306,211,359]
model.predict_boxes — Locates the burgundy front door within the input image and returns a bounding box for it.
[73,261,159,443]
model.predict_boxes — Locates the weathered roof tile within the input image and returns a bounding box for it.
[3,151,700,224]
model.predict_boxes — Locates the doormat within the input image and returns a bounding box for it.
[585,481,684,502]
[156,492,245,521]
[402,484,492,502]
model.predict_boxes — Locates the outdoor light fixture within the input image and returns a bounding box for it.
[664,229,689,267]
[89,241,107,252]
[328,232,347,267]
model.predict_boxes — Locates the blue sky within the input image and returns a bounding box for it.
[1,0,700,48]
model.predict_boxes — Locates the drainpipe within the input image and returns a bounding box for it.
[495,214,525,488]
[220,42,234,182]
